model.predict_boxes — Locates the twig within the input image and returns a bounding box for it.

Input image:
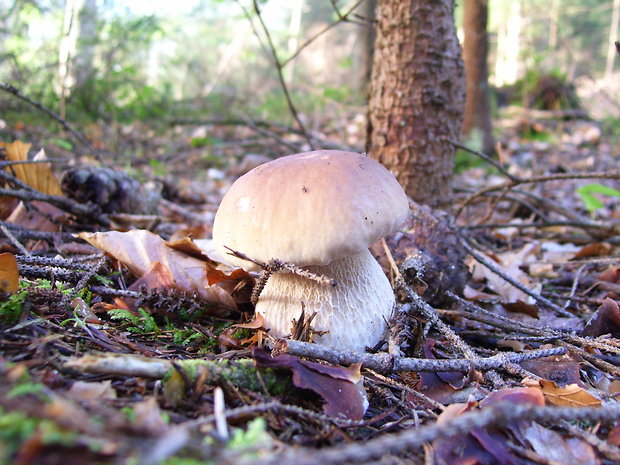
[248,403,620,465]
[0,224,29,255]
[0,185,109,226]
[457,170,620,219]
[225,247,337,295]
[365,368,444,412]
[448,139,517,181]
[560,420,620,462]
[0,82,104,164]
[244,1,314,149]
[60,255,108,308]
[460,237,574,317]
[282,0,367,66]
[275,339,566,374]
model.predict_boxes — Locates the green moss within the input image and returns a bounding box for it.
[0,407,78,462]
[162,359,288,406]
[0,290,27,324]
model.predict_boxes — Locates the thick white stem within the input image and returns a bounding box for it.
[255,249,395,352]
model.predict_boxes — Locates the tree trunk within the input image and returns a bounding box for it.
[366,0,465,208]
[606,0,620,80]
[494,1,521,87]
[356,0,376,95]
[462,0,494,154]
[75,0,97,88]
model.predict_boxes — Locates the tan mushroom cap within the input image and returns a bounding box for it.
[212,150,409,270]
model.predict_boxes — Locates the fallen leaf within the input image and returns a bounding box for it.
[234,313,266,329]
[521,355,584,388]
[580,298,620,338]
[469,243,540,304]
[479,387,546,408]
[521,422,599,465]
[0,252,19,293]
[68,380,117,403]
[502,300,539,317]
[79,230,253,311]
[538,380,601,407]
[252,347,366,420]
[608,424,620,446]
[131,397,169,437]
[572,242,612,260]
[598,267,620,284]
[0,141,63,195]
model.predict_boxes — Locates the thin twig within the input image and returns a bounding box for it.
[449,139,517,181]
[246,0,314,149]
[460,237,574,317]
[457,170,620,219]
[226,246,337,287]
[282,0,367,66]
[0,82,104,164]
[0,224,29,255]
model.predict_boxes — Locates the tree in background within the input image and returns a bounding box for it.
[462,0,494,154]
[367,0,465,208]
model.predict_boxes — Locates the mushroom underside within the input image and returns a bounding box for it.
[255,249,395,352]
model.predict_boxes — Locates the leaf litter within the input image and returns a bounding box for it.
[0,115,619,465]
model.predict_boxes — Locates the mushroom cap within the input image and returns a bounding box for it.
[212,150,409,270]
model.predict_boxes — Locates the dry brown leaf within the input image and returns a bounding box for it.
[538,379,602,407]
[469,242,540,304]
[0,252,19,293]
[6,200,66,233]
[572,242,612,260]
[0,141,62,195]
[234,313,266,329]
[78,230,249,310]
[253,347,367,420]
[68,380,117,403]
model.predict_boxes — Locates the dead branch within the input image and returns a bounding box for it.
[457,170,620,219]
[236,0,313,149]
[248,403,620,465]
[282,0,367,66]
[0,184,109,226]
[0,82,104,164]
[275,338,566,374]
[448,139,517,181]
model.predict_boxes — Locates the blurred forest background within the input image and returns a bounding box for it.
[1,0,620,169]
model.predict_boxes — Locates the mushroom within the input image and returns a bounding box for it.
[212,150,409,351]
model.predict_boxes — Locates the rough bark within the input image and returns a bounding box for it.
[366,0,465,208]
[463,0,495,154]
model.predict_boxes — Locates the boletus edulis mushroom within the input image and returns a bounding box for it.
[212,150,409,351]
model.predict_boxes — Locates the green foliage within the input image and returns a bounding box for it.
[7,381,46,400]
[109,308,160,334]
[162,458,214,465]
[0,407,79,462]
[0,290,27,324]
[575,183,620,214]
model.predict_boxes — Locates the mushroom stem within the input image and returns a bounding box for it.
[255,249,395,352]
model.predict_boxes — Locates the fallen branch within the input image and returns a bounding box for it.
[275,339,566,374]
[248,402,620,465]
[457,170,620,219]
[0,82,104,164]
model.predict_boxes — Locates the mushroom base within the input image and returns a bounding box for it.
[255,249,395,352]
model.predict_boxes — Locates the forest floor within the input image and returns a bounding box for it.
[0,106,619,465]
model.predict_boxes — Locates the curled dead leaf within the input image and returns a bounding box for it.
[538,379,602,407]
[252,347,366,420]
[79,230,253,311]
[0,252,19,293]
